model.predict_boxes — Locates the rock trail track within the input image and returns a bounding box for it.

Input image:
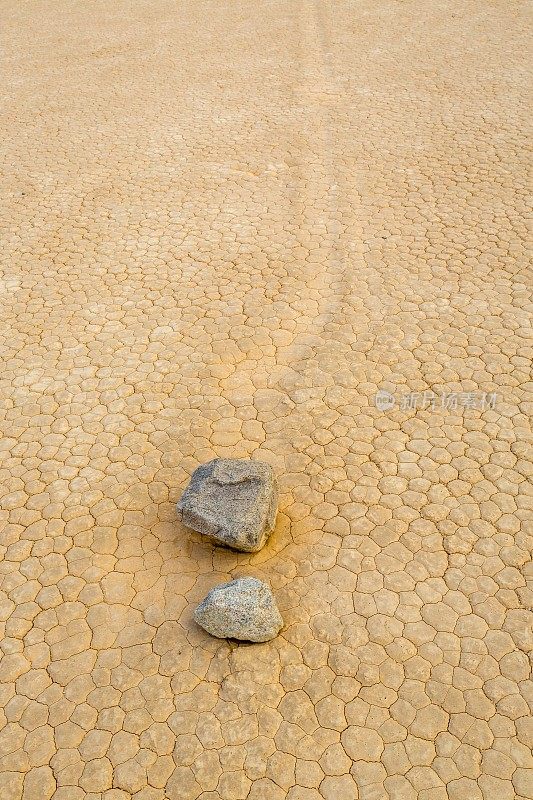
[1,1,532,799]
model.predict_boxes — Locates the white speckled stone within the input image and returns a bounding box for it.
[194,577,283,642]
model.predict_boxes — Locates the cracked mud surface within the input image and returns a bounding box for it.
[1,1,532,798]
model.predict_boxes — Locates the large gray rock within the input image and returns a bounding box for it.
[176,458,278,552]
[194,577,283,642]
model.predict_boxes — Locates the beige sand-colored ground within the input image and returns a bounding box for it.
[1,1,532,798]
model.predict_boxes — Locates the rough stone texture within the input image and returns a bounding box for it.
[194,578,283,642]
[0,1,531,798]
[177,459,278,552]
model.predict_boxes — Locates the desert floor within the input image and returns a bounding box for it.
[1,1,531,799]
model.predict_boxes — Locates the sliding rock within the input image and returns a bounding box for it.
[194,577,283,642]
[176,458,278,552]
